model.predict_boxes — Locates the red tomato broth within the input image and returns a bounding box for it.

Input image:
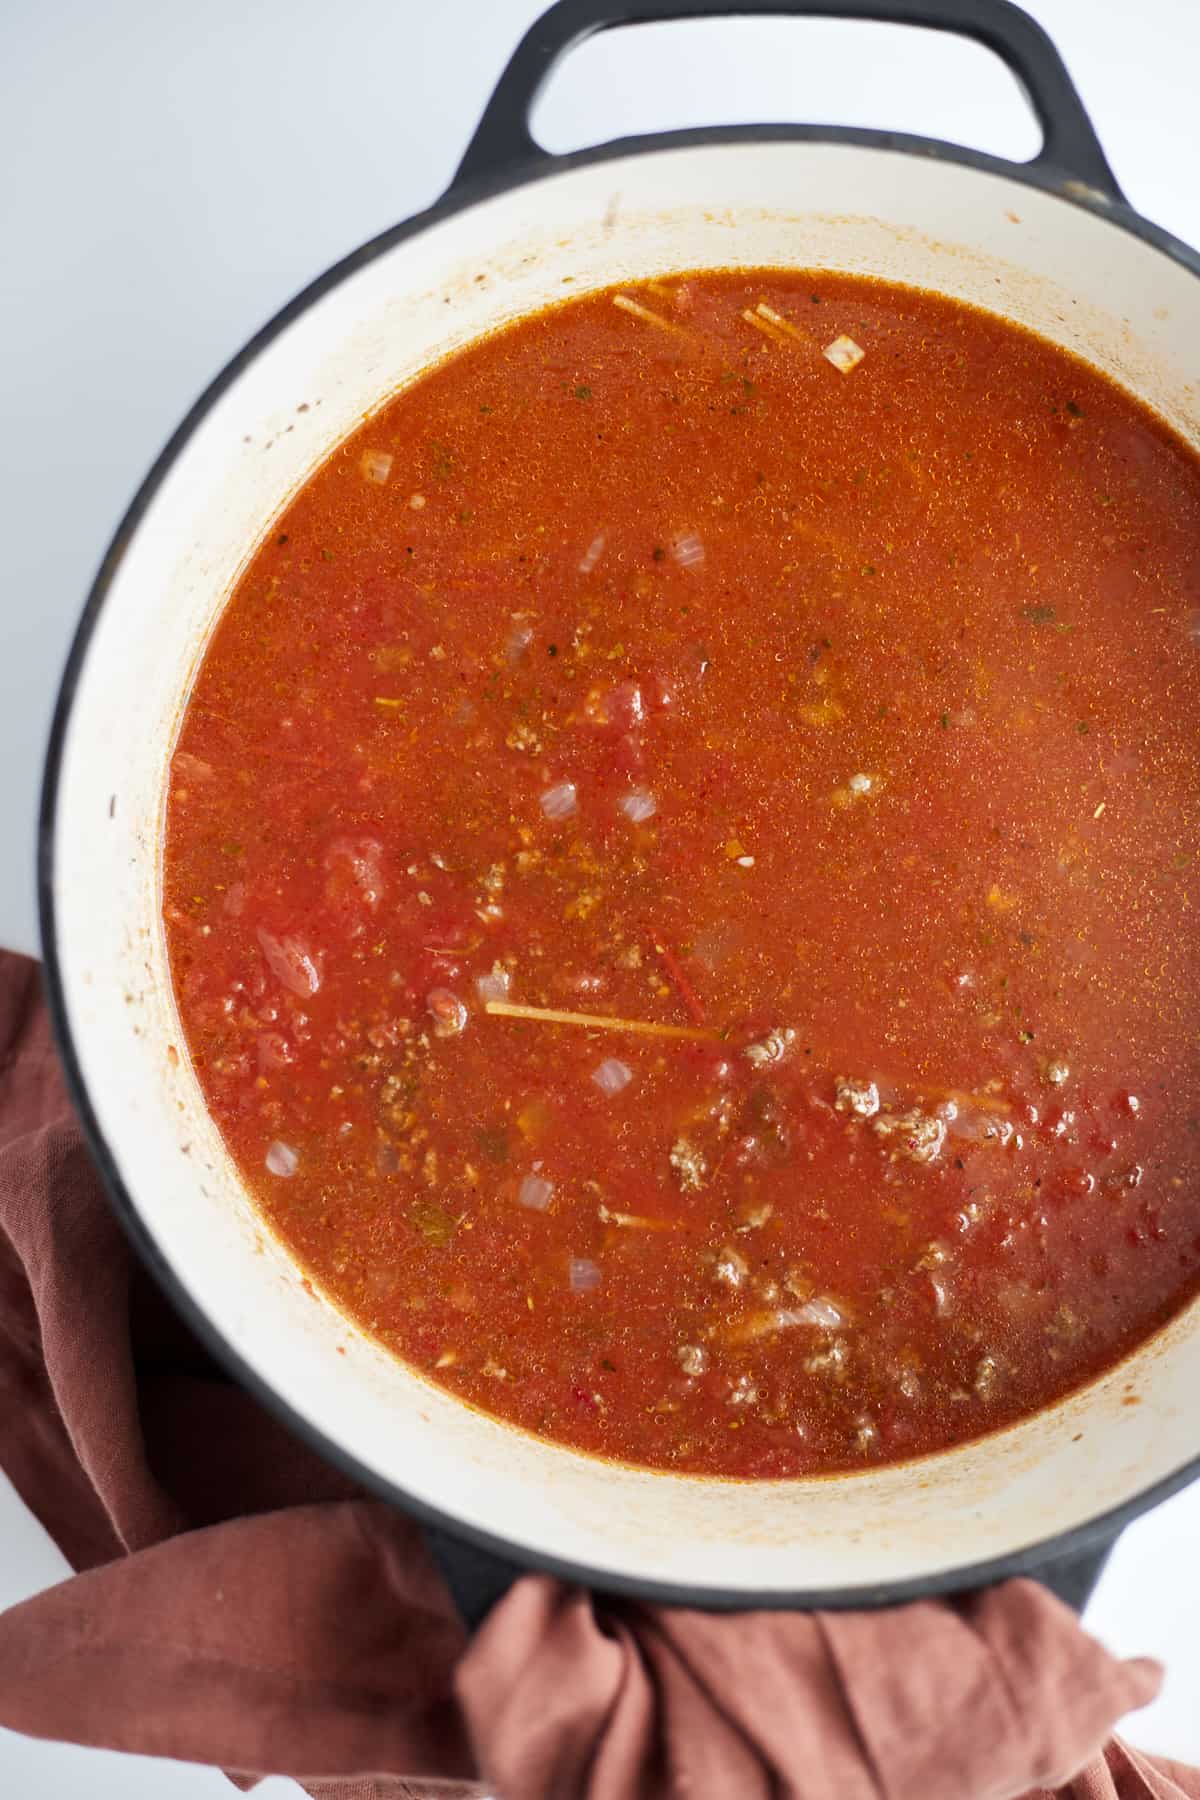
[164,271,1200,1479]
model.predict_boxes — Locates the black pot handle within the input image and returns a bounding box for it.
[426,1525,1119,1631]
[454,0,1122,201]
[1032,1534,1115,1613]
[425,1526,527,1630]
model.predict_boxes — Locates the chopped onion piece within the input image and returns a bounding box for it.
[505,615,534,664]
[518,1173,554,1211]
[360,449,393,484]
[540,780,577,821]
[725,1298,845,1343]
[823,335,865,374]
[578,532,606,575]
[583,679,645,730]
[325,836,384,910]
[265,1140,298,1178]
[569,1256,602,1293]
[427,987,468,1036]
[592,1056,633,1096]
[256,927,321,996]
[848,772,872,794]
[173,751,214,783]
[620,682,646,726]
[671,531,705,568]
[714,1247,748,1287]
[618,789,657,823]
[475,963,512,1004]
[784,1297,844,1330]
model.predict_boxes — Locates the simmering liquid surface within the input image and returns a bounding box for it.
[165,272,1200,1476]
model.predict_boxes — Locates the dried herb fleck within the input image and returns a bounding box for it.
[411,1201,456,1247]
[475,1125,509,1163]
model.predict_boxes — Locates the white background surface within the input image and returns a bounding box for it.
[4,0,1200,1792]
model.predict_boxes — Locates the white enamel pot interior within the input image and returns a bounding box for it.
[43,124,1200,1604]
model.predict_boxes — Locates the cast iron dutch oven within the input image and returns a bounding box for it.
[40,0,1200,1624]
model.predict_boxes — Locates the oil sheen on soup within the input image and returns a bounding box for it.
[164,272,1200,1478]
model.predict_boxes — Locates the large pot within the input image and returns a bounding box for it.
[41,0,1200,1625]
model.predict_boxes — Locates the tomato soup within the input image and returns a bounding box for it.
[164,272,1200,1478]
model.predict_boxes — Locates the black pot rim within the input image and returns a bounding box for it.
[39,119,1200,1613]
